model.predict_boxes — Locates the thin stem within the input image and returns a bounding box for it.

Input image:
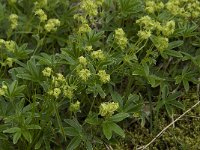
[53,100,66,141]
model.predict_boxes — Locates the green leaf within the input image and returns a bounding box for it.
[85,140,93,150]
[169,100,185,110]
[13,131,21,144]
[111,123,125,138]
[167,40,183,50]
[66,136,82,150]
[22,130,32,143]
[102,122,112,140]
[64,127,79,136]
[183,80,189,92]
[110,113,129,122]
[142,62,149,76]
[64,119,82,133]
[161,84,169,99]
[164,50,183,58]
[35,137,43,149]
[27,124,41,130]
[85,112,100,125]
[165,104,173,117]
[110,91,123,108]
[166,92,181,101]
[3,127,21,133]
[0,133,8,140]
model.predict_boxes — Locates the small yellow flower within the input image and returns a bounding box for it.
[0,84,7,96]
[81,0,98,16]
[91,50,105,60]
[5,41,15,52]
[56,73,65,82]
[99,102,119,117]
[53,88,61,98]
[114,28,128,49]
[97,70,110,83]
[44,19,60,32]
[2,85,7,91]
[35,9,47,22]
[0,88,5,96]
[78,23,91,34]
[78,56,87,66]
[42,67,52,77]
[162,20,175,36]
[73,14,87,23]
[64,89,73,99]
[78,69,91,81]
[9,14,18,29]
[85,45,93,51]
[4,57,14,67]
[137,30,151,39]
[69,101,80,112]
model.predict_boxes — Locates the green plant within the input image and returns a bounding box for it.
[0,0,200,149]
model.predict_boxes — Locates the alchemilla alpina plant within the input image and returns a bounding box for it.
[0,0,200,149]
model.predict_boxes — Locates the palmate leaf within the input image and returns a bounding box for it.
[22,130,32,143]
[102,122,112,140]
[111,122,125,138]
[13,131,21,144]
[102,121,125,140]
[66,136,82,150]
[110,113,129,122]
[12,58,43,82]
[117,0,143,17]
[33,53,58,66]
[157,92,184,116]
[4,80,26,99]
[64,127,79,136]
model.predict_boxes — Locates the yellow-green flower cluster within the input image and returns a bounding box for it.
[42,67,53,77]
[35,9,47,22]
[136,16,175,39]
[78,23,91,34]
[91,50,105,60]
[73,14,87,24]
[46,72,76,99]
[145,0,164,14]
[9,14,18,30]
[99,102,119,117]
[153,36,169,52]
[97,70,110,83]
[44,19,60,32]
[85,45,93,51]
[96,0,104,6]
[81,0,98,16]
[80,0,104,16]
[63,85,75,100]
[166,0,200,18]
[5,40,15,52]
[69,101,80,112]
[0,84,7,96]
[1,57,14,67]
[162,20,175,36]
[137,30,151,40]
[78,56,87,66]
[136,16,156,31]
[114,28,128,49]
[48,88,61,99]
[78,69,91,81]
